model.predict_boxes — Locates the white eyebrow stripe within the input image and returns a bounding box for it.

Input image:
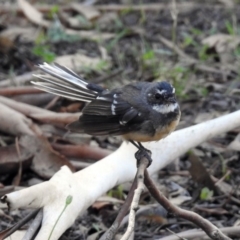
[157,89,167,94]
[152,103,178,114]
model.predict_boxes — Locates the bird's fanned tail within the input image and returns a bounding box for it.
[32,62,103,102]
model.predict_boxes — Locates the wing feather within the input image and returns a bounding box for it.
[68,93,146,136]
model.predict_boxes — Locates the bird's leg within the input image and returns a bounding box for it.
[129,141,152,167]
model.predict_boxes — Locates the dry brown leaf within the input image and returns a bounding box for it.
[0,72,34,88]
[60,11,93,29]
[18,0,50,27]
[166,180,192,205]
[194,205,229,215]
[55,52,111,70]
[97,12,119,31]
[0,145,32,175]
[213,175,235,195]
[194,112,223,124]
[188,152,218,194]
[0,27,39,42]
[19,135,75,178]
[137,205,168,224]
[202,34,240,53]
[217,0,234,8]
[0,36,15,53]
[66,29,114,41]
[227,133,240,151]
[92,201,113,210]
[71,3,100,21]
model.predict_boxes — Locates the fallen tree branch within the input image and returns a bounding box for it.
[1,110,240,240]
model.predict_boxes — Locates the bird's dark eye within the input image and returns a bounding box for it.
[155,93,161,99]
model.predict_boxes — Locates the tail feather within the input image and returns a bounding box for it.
[31,62,101,102]
[32,82,95,102]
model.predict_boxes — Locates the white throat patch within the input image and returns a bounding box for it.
[152,102,178,114]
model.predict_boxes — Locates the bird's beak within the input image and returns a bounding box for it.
[167,96,176,103]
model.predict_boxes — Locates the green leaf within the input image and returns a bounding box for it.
[32,45,56,63]
[48,5,59,19]
[142,50,155,60]
[225,20,235,35]
[200,187,213,200]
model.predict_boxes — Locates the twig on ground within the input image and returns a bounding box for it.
[144,170,232,240]
[217,0,234,8]
[94,68,124,84]
[23,209,43,240]
[0,96,79,125]
[121,155,150,240]
[158,35,195,61]
[44,96,60,110]
[159,226,240,240]
[13,137,23,186]
[100,175,138,240]
[94,3,235,11]
[0,86,42,96]
[51,143,112,160]
[0,209,40,239]
[170,0,178,49]
[0,72,34,88]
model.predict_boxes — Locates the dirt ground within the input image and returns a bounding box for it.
[0,0,240,239]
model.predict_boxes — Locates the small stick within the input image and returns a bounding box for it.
[144,170,231,240]
[100,176,138,240]
[121,155,149,240]
[0,86,42,96]
[23,209,43,240]
[160,226,240,240]
[0,209,40,239]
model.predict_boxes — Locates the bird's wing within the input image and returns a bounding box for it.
[67,92,145,136]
